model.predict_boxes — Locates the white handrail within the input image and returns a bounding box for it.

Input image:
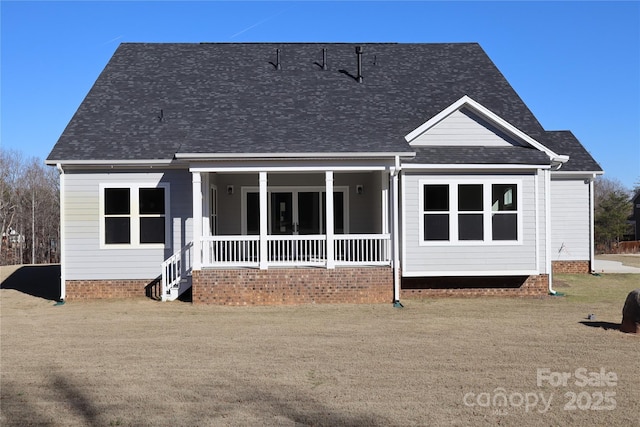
[161,242,193,301]
[199,234,391,267]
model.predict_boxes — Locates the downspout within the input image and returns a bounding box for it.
[545,168,556,295]
[56,164,66,304]
[589,174,596,273]
[392,155,403,307]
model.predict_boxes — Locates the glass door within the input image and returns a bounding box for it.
[270,192,293,235]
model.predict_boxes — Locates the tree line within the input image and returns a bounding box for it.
[1,148,60,265]
[594,176,637,252]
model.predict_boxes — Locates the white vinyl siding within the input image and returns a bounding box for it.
[550,179,591,261]
[410,108,523,147]
[62,170,192,280]
[402,172,540,276]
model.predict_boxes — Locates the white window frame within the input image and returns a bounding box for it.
[418,179,523,246]
[99,183,170,249]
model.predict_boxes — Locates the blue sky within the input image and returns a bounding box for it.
[1,1,639,188]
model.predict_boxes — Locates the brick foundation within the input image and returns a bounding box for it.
[65,278,160,300]
[401,274,549,298]
[192,267,393,305]
[552,260,590,274]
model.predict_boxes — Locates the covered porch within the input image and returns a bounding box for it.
[162,160,402,302]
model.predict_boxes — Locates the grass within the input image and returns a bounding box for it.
[1,271,639,426]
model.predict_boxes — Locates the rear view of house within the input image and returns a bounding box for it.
[46,43,602,304]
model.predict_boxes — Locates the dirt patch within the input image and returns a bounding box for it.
[1,273,639,426]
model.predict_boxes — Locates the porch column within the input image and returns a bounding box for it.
[381,171,389,234]
[325,171,335,269]
[192,171,203,270]
[259,172,268,269]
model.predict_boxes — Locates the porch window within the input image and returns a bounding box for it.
[420,181,520,244]
[101,184,169,247]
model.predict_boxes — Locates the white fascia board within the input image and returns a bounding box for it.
[551,171,603,179]
[190,165,390,173]
[45,159,174,166]
[404,95,567,163]
[401,163,551,170]
[176,152,416,160]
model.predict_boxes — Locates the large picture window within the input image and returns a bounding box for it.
[101,184,169,247]
[420,181,521,244]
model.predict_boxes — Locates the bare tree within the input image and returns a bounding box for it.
[1,148,59,265]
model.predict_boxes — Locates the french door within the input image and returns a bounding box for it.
[271,191,321,235]
[245,189,345,235]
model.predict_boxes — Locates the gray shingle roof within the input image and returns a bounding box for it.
[406,146,552,165]
[46,42,600,172]
[542,131,602,172]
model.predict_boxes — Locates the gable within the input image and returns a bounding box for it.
[409,107,526,148]
[405,95,568,164]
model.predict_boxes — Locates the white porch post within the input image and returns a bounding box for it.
[325,171,335,269]
[192,171,202,271]
[259,172,268,269]
[381,171,389,235]
[392,158,401,304]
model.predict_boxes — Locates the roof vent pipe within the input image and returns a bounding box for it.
[276,48,282,70]
[322,48,328,70]
[355,46,363,83]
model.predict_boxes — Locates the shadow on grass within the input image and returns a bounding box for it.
[580,321,620,331]
[1,265,60,301]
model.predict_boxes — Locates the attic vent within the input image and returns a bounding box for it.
[355,46,363,83]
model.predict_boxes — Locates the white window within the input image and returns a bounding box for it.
[420,180,521,245]
[100,184,169,248]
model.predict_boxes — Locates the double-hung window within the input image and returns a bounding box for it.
[421,181,521,244]
[101,184,169,248]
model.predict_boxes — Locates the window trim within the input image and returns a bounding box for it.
[99,183,170,249]
[418,179,523,246]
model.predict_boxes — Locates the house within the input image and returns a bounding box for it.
[46,43,603,304]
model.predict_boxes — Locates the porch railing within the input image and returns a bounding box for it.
[334,234,390,265]
[267,235,326,266]
[161,242,193,301]
[202,235,260,268]
[200,234,390,268]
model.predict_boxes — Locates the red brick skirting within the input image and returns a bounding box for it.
[65,278,159,300]
[192,267,393,305]
[401,274,549,298]
[552,260,590,274]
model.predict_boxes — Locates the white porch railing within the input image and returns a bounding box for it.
[161,242,193,301]
[334,234,391,266]
[199,234,390,268]
[267,235,326,266]
[202,235,260,268]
